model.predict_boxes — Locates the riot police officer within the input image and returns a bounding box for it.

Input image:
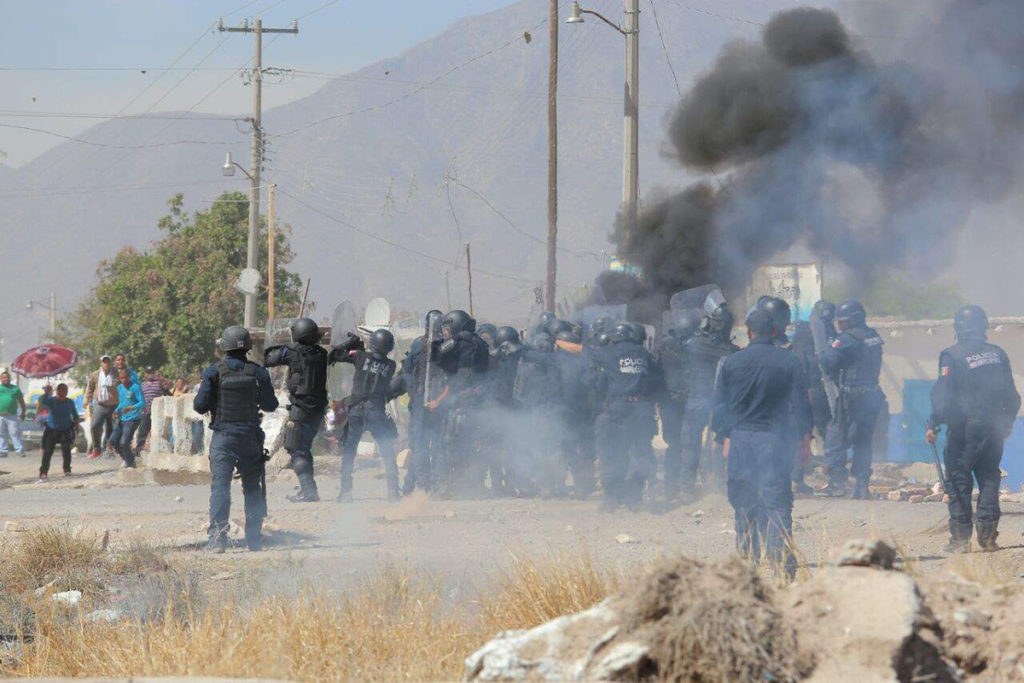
[816,300,885,499]
[926,305,1020,552]
[333,329,402,502]
[431,310,491,497]
[477,323,498,350]
[592,322,660,511]
[678,304,739,498]
[193,326,279,553]
[264,317,332,503]
[655,309,702,501]
[397,310,445,495]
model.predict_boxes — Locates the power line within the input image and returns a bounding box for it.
[0,178,248,198]
[648,0,682,98]
[0,123,238,149]
[278,188,538,284]
[297,0,341,19]
[0,110,246,122]
[267,13,553,139]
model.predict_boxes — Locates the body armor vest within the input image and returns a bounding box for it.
[214,361,259,425]
[286,343,328,406]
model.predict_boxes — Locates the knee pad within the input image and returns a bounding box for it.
[290,454,313,476]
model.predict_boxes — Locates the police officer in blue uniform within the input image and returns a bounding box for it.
[679,305,739,498]
[926,305,1020,552]
[397,310,445,495]
[431,310,491,498]
[264,317,335,503]
[333,329,402,502]
[194,326,279,553]
[816,300,885,499]
[712,310,811,576]
[593,322,660,511]
[654,309,702,502]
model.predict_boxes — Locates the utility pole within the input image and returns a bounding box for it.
[622,0,640,248]
[464,243,474,317]
[218,17,298,329]
[267,183,277,320]
[49,291,56,340]
[545,0,558,312]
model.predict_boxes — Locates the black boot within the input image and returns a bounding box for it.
[851,478,870,500]
[976,522,999,552]
[245,521,263,552]
[792,468,814,495]
[815,481,847,498]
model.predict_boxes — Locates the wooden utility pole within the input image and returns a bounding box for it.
[465,243,474,317]
[545,0,558,312]
[217,16,298,328]
[298,277,310,317]
[267,183,276,320]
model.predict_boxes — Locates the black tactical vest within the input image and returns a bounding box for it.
[843,327,883,387]
[214,361,259,425]
[352,350,396,403]
[684,334,738,408]
[286,343,328,404]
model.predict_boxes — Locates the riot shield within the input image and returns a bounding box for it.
[669,284,723,317]
[809,310,840,415]
[579,304,627,329]
[329,301,359,401]
[424,313,440,407]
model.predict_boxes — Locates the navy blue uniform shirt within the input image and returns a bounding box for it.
[193,354,279,434]
[712,337,812,438]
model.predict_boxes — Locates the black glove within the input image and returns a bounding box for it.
[335,332,364,354]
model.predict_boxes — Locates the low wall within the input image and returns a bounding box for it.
[144,394,289,472]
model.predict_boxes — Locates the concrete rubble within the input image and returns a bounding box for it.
[465,538,973,681]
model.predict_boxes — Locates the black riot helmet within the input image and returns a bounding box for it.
[369,328,395,355]
[539,311,556,329]
[424,309,444,330]
[813,300,836,323]
[443,309,475,336]
[219,325,252,353]
[611,322,634,344]
[701,305,735,342]
[757,297,792,338]
[556,329,582,345]
[630,323,647,344]
[836,299,867,330]
[549,319,572,337]
[670,309,703,341]
[954,305,989,340]
[495,326,520,346]
[290,317,321,345]
[595,331,612,347]
[477,323,498,347]
[591,316,613,335]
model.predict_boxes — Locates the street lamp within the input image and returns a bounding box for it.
[26,292,56,341]
[220,152,260,329]
[566,0,640,250]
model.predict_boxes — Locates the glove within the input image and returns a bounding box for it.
[335,332,364,353]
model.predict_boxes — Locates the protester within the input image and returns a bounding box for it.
[37,383,79,480]
[172,377,188,396]
[0,370,27,457]
[84,354,119,458]
[113,353,139,385]
[135,366,169,455]
[113,369,144,468]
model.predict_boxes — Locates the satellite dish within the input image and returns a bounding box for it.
[234,268,262,296]
[364,297,391,329]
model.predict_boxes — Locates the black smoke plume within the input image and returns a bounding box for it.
[617,1,1024,300]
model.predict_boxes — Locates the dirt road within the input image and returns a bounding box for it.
[3,452,1023,586]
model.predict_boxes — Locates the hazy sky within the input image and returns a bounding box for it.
[1,0,512,167]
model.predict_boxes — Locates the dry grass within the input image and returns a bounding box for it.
[478,550,620,632]
[0,529,620,681]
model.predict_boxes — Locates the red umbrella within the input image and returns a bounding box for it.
[12,345,78,378]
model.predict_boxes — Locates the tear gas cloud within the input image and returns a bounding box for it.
[616,1,1024,301]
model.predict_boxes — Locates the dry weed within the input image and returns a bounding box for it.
[478,550,620,632]
[0,525,106,598]
[1,530,618,681]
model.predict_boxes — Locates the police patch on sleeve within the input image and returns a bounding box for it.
[940,366,950,376]
[831,340,841,349]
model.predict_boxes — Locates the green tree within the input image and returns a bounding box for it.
[61,192,305,378]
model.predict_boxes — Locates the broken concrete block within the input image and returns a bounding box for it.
[909,495,924,504]
[835,539,897,569]
[887,490,906,502]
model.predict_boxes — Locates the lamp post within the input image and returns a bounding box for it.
[222,151,261,329]
[26,292,56,341]
[566,0,639,249]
